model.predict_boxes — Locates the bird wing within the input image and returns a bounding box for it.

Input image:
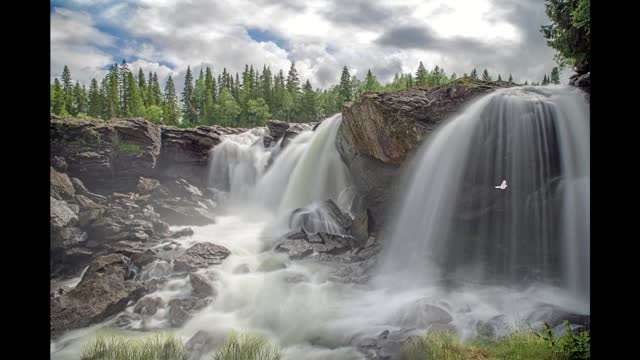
[501,180,507,186]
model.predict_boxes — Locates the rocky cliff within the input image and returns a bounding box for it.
[336,78,514,229]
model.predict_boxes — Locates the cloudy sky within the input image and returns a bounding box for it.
[51,0,567,92]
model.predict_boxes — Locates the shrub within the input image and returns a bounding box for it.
[117,142,143,154]
[212,331,281,360]
[80,332,188,360]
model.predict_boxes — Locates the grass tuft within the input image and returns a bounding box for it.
[212,331,282,360]
[80,332,188,360]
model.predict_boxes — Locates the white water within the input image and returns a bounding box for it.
[377,85,590,301]
[52,88,590,359]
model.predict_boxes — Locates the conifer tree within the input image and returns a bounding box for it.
[286,61,300,95]
[195,69,206,122]
[52,78,68,116]
[339,66,352,102]
[497,74,502,82]
[119,60,130,115]
[163,76,179,125]
[88,78,102,118]
[550,67,561,84]
[482,69,492,81]
[470,68,478,79]
[364,69,379,92]
[151,73,162,107]
[181,66,197,123]
[137,69,147,107]
[300,80,317,121]
[61,65,74,115]
[104,64,121,119]
[508,74,513,83]
[415,62,428,86]
[125,72,145,117]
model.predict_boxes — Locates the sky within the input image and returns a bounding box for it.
[50,0,569,92]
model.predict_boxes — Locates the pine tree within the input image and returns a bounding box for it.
[508,74,513,83]
[450,73,457,81]
[195,69,206,123]
[213,88,241,127]
[550,67,561,84]
[163,76,179,125]
[300,80,317,121]
[524,80,529,85]
[151,73,162,107]
[482,69,492,81]
[415,62,428,86]
[406,73,414,88]
[339,66,352,102]
[119,60,130,115]
[497,74,502,82]
[104,64,121,119]
[364,69,379,92]
[61,65,74,115]
[470,68,478,79]
[181,66,197,123]
[247,98,270,127]
[138,69,148,107]
[88,78,102,118]
[147,71,155,106]
[125,72,145,117]
[286,61,301,95]
[73,81,88,116]
[51,78,68,116]
[205,66,216,102]
[261,66,273,109]
[542,74,549,85]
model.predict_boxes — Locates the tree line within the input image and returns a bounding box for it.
[50,61,561,128]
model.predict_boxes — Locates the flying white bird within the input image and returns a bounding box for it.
[495,180,508,190]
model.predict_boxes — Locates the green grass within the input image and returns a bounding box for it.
[80,332,188,360]
[400,321,590,360]
[212,331,282,360]
[117,142,144,154]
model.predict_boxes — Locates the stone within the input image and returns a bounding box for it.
[133,296,165,316]
[173,243,231,272]
[189,272,217,298]
[51,156,68,172]
[168,297,212,327]
[51,197,78,230]
[137,177,161,194]
[170,227,194,239]
[51,167,75,200]
[50,254,147,336]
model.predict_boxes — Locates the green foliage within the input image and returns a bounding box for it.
[247,97,271,127]
[117,142,143,154]
[339,66,352,102]
[540,0,590,70]
[400,323,589,360]
[145,105,163,125]
[80,332,188,360]
[212,331,281,360]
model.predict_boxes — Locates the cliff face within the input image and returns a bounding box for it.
[50,116,245,193]
[336,78,513,228]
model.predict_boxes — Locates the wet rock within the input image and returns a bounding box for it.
[189,272,217,298]
[51,156,68,172]
[274,231,357,259]
[289,199,352,234]
[131,249,158,268]
[233,264,251,274]
[70,177,108,204]
[168,297,212,327]
[170,227,195,239]
[144,277,168,293]
[350,209,370,244]
[274,239,314,260]
[137,177,161,194]
[395,300,453,328]
[51,197,78,230]
[154,200,216,226]
[113,313,143,330]
[173,243,231,272]
[50,253,147,336]
[134,296,165,316]
[74,194,104,211]
[57,227,88,248]
[51,167,75,200]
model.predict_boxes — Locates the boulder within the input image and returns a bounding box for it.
[133,296,165,317]
[137,177,161,194]
[168,297,212,327]
[71,177,108,204]
[170,227,194,239]
[51,156,68,172]
[50,167,75,200]
[51,197,78,230]
[189,272,217,298]
[173,243,231,272]
[289,199,352,234]
[50,254,147,337]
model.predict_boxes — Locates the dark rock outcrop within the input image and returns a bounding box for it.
[173,243,231,272]
[50,254,147,337]
[336,78,513,229]
[157,125,245,186]
[569,72,590,97]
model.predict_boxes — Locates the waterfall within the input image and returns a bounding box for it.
[376,85,590,300]
[207,114,352,222]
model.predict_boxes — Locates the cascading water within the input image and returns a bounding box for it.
[376,85,589,301]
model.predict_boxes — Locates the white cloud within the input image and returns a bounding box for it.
[51,0,566,89]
